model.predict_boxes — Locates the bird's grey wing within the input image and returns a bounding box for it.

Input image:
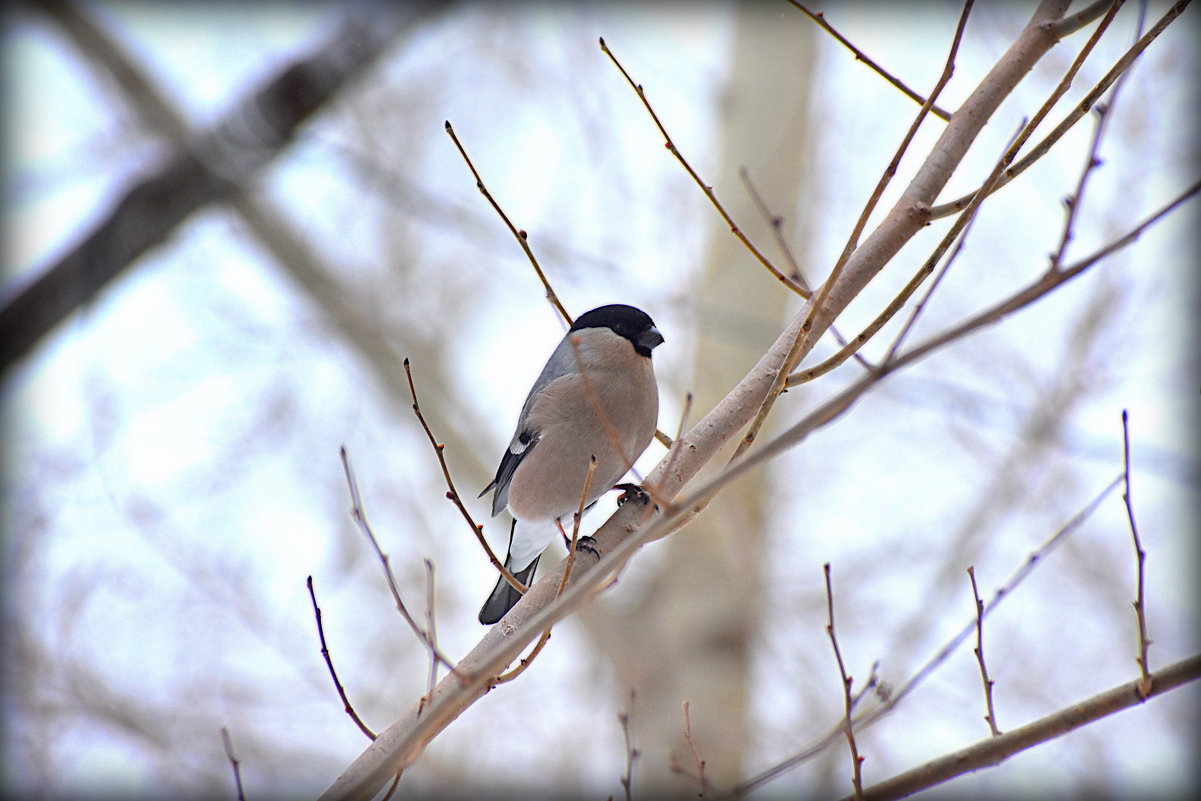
[480,336,578,516]
[481,428,537,516]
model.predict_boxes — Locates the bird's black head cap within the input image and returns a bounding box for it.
[570,304,663,357]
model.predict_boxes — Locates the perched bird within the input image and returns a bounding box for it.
[477,304,663,624]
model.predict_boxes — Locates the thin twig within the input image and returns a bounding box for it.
[967,566,1002,736]
[598,37,802,296]
[308,576,378,741]
[618,691,639,801]
[824,564,866,801]
[380,773,401,801]
[788,2,953,121]
[1050,0,1143,272]
[1122,409,1153,697]
[339,446,458,675]
[670,700,709,799]
[402,358,526,595]
[655,392,693,498]
[423,559,440,702]
[444,120,573,325]
[732,476,1124,796]
[220,727,246,801]
[737,166,811,294]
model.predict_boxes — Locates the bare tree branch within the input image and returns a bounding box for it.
[835,654,1201,801]
[316,6,1192,798]
[0,1,440,373]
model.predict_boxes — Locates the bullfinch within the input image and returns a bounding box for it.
[477,304,663,624]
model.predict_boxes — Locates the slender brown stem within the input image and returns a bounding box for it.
[967,566,1002,736]
[673,700,709,798]
[788,2,953,121]
[444,120,573,325]
[308,576,378,741]
[618,691,639,801]
[1121,410,1153,697]
[824,563,865,801]
[402,359,526,595]
[599,37,802,296]
[220,727,246,801]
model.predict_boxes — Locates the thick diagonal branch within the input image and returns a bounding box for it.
[0,2,438,372]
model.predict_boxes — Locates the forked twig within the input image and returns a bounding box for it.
[599,37,803,296]
[967,566,1002,736]
[669,700,709,798]
[1122,410,1153,697]
[444,120,573,325]
[221,727,246,801]
[402,358,526,596]
[824,564,865,801]
[308,576,378,741]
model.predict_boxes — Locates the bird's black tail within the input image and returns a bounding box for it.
[478,526,540,624]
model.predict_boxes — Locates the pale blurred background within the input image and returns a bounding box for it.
[2,2,1198,800]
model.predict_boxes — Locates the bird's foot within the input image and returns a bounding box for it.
[572,535,600,560]
[613,483,651,508]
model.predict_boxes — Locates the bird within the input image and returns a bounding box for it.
[477,304,663,624]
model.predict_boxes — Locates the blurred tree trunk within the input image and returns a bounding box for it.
[583,7,815,792]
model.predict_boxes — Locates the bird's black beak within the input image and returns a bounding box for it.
[638,326,664,353]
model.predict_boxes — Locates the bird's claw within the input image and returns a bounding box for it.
[613,483,651,508]
[573,535,600,559]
